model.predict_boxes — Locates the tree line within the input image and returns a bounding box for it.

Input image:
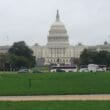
[0,42,110,71]
[80,49,110,68]
[0,41,36,71]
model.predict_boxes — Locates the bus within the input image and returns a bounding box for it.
[50,66,77,72]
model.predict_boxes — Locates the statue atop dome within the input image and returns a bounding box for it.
[56,10,60,21]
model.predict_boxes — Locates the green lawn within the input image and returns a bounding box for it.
[0,72,110,95]
[0,101,110,110]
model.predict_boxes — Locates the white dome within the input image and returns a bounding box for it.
[52,21,64,26]
[49,21,67,34]
[47,10,69,47]
[50,11,67,31]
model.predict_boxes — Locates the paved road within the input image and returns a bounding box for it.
[1,95,110,101]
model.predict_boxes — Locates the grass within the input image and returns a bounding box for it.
[0,72,110,95]
[0,101,110,110]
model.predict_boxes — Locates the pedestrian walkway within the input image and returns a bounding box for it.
[1,95,110,101]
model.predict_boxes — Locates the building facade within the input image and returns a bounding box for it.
[31,10,87,65]
[0,46,10,54]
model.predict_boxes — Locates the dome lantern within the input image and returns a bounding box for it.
[56,10,60,22]
[47,10,69,47]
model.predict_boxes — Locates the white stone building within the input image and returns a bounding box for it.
[31,10,87,65]
[89,41,110,52]
[0,46,10,54]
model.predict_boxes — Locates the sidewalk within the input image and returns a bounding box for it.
[0,95,110,101]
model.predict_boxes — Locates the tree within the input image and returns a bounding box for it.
[96,51,110,68]
[0,53,10,71]
[80,49,95,65]
[8,41,36,70]
[80,49,110,68]
[70,57,79,66]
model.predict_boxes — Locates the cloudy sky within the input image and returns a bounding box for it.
[0,0,110,46]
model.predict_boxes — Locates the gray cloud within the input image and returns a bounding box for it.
[0,0,110,46]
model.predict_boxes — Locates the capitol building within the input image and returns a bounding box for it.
[31,10,87,65]
[0,10,110,66]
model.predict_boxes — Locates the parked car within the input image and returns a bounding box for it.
[18,69,30,73]
[79,65,88,72]
[79,68,88,72]
[98,65,106,72]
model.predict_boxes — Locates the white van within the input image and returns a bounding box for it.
[88,64,99,72]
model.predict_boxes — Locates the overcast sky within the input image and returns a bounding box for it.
[0,0,110,46]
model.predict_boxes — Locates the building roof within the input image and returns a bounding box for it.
[47,10,69,47]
